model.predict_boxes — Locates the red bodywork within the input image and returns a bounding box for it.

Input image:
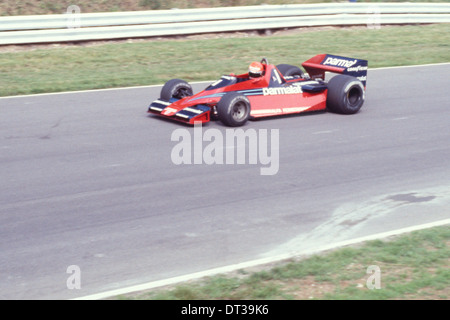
[148,54,368,124]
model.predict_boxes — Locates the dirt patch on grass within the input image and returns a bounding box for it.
[280,277,338,299]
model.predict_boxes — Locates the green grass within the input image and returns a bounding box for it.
[1,24,449,97]
[117,225,450,300]
[1,0,448,16]
[0,1,327,16]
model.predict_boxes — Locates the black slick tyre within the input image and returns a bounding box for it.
[326,75,365,114]
[160,79,193,101]
[276,64,304,78]
[217,92,251,127]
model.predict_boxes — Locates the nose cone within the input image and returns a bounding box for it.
[161,107,178,116]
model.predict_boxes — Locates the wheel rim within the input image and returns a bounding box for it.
[347,86,362,107]
[231,101,248,121]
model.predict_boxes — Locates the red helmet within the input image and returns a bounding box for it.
[248,61,264,78]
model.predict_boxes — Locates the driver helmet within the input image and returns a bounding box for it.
[248,61,264,78]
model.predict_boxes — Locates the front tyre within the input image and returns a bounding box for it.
[217,92,251,127]
[326,75,365,114]
[160,79,193,101]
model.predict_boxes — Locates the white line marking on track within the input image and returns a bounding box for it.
[391,116,410,121]
[312,130,335,135]
[1,63,449,100]
[73,218,450,300]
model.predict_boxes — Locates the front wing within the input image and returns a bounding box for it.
[148,99,211,124]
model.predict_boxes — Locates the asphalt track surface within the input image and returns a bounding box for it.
[1,64,449,299]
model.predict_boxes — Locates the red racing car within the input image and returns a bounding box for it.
[148,54,368,127]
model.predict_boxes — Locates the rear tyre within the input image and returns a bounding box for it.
[160,79,193,101]
[217,92,251,127]
[276,64,304,78]
[326,75,365,114]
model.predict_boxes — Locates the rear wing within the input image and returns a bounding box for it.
[302,54,368,87]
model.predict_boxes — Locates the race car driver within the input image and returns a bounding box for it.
[248,61,264,79]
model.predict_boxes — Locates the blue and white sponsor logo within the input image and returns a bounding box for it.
[262,86,302,96]
[324,57,358,68]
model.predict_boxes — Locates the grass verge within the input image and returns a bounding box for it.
[117,225,449,300]
[0,1,331,16]
[1,0,447,16]
[0,24,449,97]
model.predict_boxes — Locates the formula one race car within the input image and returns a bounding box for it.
[148,54,368,127]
